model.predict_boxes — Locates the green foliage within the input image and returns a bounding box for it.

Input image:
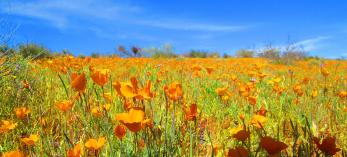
[143,44,177,58]
[186,50,208,58]
[0,44,15,54]
[235,49,255,58]
[18,43,52,59]
[0,54,34,110]
[258,48,280,60]
[91,52,100,58]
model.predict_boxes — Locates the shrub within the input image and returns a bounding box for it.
[186,50,208,58]
[258,48,280,60]
[142,44,177,58]
[235,49,255,58]
[18,43,51,59]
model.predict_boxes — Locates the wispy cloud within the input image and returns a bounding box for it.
[292,36,331,51]
[252,36,332,54]
[137,20,249,32]
[0,0,249,32]
[0,0,141,28]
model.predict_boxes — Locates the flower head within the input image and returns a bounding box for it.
[71,73,87,92]
[260,136,287,155]
[15,107,30,119]
[85,137,106,151]
[21,134,39,146]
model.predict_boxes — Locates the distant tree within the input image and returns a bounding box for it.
[18,43,51,59]
[0,44,15,55]
[187,50,208,58]
[78,54,86,59]
[258,46,280,60]
[91,52,100,58]
[235,49,255,58]
[62,49,73,56]
[208,51,220,58]
[142,44,177,58]
[131,46,141,57]
[223,53,231,58]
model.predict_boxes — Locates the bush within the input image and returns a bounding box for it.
[186,50,208,58]
[208,51,220,58]
[258,48,280,60]
[0,44,15,55]
[143,44,177,58]
[91,52,100,58]
[235,49,255,58]
[18,43,51,59]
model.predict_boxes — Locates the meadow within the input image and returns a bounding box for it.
[0,55,346,156]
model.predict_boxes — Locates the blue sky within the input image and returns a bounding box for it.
[1,0,347,58]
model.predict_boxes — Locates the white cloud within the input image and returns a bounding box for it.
[0,0,248,32]
[253,36,331,53]
[292,36,331,51]
[136,20,249,32]
[0,0,141,28]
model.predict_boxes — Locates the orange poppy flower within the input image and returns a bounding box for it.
[230,125,243,135]
[247,96,257,106]
[227,146,248,157]
[67,143,82,157]
[239,114,245,121]
[114,124,126,140]
[123,101,133,111]
[113,77,154,100]
[164,82,183,101]
[0,120,17,133]
[136,80,154,100]
[250,114,267,128]
[1,150,24,157]
[56,100,74,112]
[22,80,30,89]
[260,136,287,156]
[293,84,303,96]
[71,73,87,92]
[103,92,112,102]
[91,106,103,117]
[232,129,250,141]
[205,66,214,74]
[313,136,340,155]
[184,103,198,121]
[115,107,150,133]
[231,75,237,82]
[21,134,39,146]
[85,137,106,151]
[113,81,137,98]
[138,139,145,150]
[14,107,31,119]
[192,65,202,71]
[91,69,109,86]
[273,77,281,84]
[338,91,346,99]
[238,86,250,97]
[256,106,267,116]
[258,72,267,79]
[321,68,329,77]
[311,89,318,99]
[215,87,228,96]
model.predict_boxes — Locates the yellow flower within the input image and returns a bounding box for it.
[0,120,17,133]
[67,143,83,157]
[14,107,31,119]
[250,115,267,128]
[85,137,106,150]
[1,150,24,157]
[21,134,39,146]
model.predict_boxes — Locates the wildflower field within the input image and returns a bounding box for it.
[0,55,346,156]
